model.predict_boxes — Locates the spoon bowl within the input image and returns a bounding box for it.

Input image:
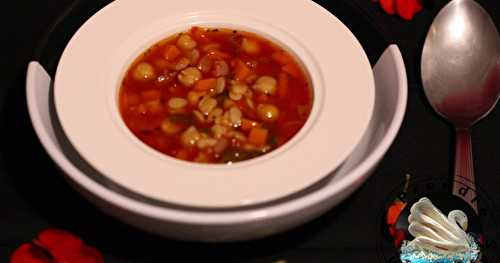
[421,0,500,210]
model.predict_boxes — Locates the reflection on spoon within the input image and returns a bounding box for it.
[400,198,480,263]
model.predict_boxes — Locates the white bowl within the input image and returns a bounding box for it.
[27,45,406,242]
[52,0,375,208]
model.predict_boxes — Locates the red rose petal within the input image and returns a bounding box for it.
[10,243,53,263]
[36,229,83,253]
[388,225,396,236]
[393,229,406,248]
[12,229,104,263]
[396,0,417,20]
[45,243,103,263]
[380,0,396,15]
[415,0,423,13]
[75,246,104,263]
[49,246,104,263]
[386,202,406,225]
[49,247,82,263]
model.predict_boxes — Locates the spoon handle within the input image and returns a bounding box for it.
[453,128,478,213]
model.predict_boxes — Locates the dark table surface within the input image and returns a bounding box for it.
[2,0,500,262]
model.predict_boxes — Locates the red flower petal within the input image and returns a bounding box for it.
[10,243,53,263]
[36,229,83,255]
[380,0,396,15]
[386,202,406,225]
[74,246,104,263]
[388,225,396,236]
[54,251,102,263]
[12,229,104,263]
[415,0,424,12]
[393,229,407,248]
[396,0,417,20]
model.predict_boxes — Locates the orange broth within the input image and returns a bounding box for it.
[119,27,312,163]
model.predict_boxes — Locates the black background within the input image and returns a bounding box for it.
[2,0,500,262]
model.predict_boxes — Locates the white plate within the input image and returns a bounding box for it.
[54,0,374,208]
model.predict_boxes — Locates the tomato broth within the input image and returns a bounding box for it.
[119,27,312,164]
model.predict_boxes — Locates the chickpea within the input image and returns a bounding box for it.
[181,126,201,147]
[257,104,280,123]
[229,82,248,101]
[253,76,277,95]
[214,112,231,126]
[187,91,206,106]
[211,124,227,138]
[229,107,242,127]
[178,67,202,87]
[229,92,243,101]
[213,60,229,77]
[133,62,156,81]
[231,82,248,95]
[198,96,217,115]
[215,77,226,94]
[177,34,197,50]
[168,97,188,110]
[241,38,260,55]
[146,100,163,114]
[208,108,223,122]
[214,138,229,154]
[161,119,182,135]
[189,49,200,65]
[175,57,190,71]
[197,138,217,149]
[228,130,247,141]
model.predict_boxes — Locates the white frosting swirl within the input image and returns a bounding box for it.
[407,197,472,253]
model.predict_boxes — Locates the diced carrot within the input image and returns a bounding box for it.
[241,119,259,131]
[194,78,217,91]
[207,50,231,60]
[248,127,268,146]
[163,45,181,61]
[277,72,289,99]
[271,51,293,65]
[234,60,252,82]
[282,63,301,78]
[141,89,161,100]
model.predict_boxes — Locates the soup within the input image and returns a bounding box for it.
[119,27,312,164]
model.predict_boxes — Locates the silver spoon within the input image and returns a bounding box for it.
[422,0,500,212]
